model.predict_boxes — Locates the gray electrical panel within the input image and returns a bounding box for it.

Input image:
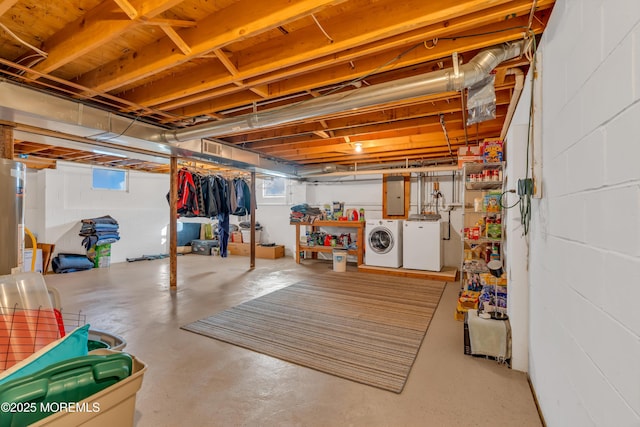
[386,176,404,216]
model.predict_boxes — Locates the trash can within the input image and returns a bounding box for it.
[332,249,347,272]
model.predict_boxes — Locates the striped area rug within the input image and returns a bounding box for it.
[181,277,445,393]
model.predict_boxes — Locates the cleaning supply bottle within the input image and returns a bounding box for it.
[359,208,365,222]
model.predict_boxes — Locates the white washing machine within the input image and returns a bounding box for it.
[365,219,403,268]
[403,220,443,271]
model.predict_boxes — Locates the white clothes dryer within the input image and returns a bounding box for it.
[365,219,403,268]
[403,219,443,271]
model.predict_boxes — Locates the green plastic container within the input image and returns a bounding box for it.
[0,352,132,427]
[87,339,110,351]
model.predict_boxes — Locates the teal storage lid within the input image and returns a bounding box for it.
[0,352,132,427]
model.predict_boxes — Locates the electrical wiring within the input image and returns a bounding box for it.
[85,115,141,141]
[500,189,521,209]
[520,30,538,236]
[0,22,48,58]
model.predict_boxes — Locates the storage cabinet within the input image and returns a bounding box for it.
[460,162,504,289]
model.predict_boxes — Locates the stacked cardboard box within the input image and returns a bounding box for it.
[455,290,480,321]
[227,243,284,259]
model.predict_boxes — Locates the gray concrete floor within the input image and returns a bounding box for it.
[44,255,542,427]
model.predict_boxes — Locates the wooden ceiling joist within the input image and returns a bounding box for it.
[0,0,555,172]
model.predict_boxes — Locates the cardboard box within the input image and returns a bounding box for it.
[227,243,284,259]
[457,145,483,168]
[482,139,503,163]
[227,242,250,256]
[231,231,243,243]
[256,244,285,259]
[23,248,43,273]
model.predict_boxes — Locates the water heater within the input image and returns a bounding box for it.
[0,159,25,274]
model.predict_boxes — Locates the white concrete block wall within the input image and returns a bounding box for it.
[511,0,640,425]
[32,162,170,264]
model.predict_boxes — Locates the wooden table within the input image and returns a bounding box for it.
[291,220,365,265]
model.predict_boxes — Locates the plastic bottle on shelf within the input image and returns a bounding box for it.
[484,246,491,263]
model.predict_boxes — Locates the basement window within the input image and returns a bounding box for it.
[262,176,286,198]
[92,167,128,191]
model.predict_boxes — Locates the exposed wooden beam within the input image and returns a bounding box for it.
[165,90,264,120]
[113,0,138,19]
[0,0,18,17]
[154,85,248,112]
[0,124,15,160]
[213,49,239,77]
[168,15,544,119]
[29,0,184,76]
[160,24,192,55]
[120,0,551,109]
[169,156,177,290]
[141,18,197,28]
[258,110,507,158]
[248,85,269,98]
[312,130,330,139]
[76,0,348,92]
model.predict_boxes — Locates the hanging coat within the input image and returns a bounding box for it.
[167,169,200,217]
[231,178,252,216]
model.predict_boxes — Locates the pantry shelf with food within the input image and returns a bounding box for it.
[290,220,365,266]
[460,161,505,278]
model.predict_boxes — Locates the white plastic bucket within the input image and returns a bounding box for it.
[332,249,347,272]
[240,229,261,244]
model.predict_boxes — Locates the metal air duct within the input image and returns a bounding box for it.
[158,41,525,144]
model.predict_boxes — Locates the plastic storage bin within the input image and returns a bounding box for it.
[33,349,146,427]
[0,351,135,427]
[190,239,218,255]
[87,329,126,351]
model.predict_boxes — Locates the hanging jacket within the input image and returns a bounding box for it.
[231,178,252,216]
[168,169,200,217]
[228,177,238,215]
[194,172,207,217]
[216,175,231,215]
[206,175,222,217]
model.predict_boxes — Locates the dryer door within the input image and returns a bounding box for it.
[368,227,394,254]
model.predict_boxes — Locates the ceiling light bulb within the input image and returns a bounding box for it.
[354,143,362,153]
